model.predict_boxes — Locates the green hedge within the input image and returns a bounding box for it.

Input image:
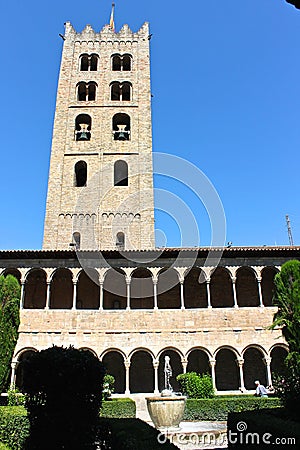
[183,397,281,421]
[100,398,136,418]
[227,408,300,448]
[0,407,29,450]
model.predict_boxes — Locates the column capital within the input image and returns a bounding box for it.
[124,360,131,369]
[209,358,216,367]
[264,356,272,366]
[236,357,244,366]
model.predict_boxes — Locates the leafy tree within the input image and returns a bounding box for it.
[271,260,300,418]
[22,345,105,450]
[176,372,214,398]
[0,275,20,392]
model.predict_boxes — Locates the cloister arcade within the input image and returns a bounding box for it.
[12,344,288,394]
[1,265,278,311]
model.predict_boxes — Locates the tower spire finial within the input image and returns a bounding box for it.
[109,3,115,32]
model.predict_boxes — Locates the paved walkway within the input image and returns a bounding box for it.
[126,394,228,449]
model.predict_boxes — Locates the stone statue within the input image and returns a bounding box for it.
[164,355,173,392]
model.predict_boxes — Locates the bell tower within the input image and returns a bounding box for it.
[43,9,155,250]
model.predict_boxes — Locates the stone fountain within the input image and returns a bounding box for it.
[146,356,186,430]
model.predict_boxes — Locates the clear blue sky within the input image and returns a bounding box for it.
[1,0,300,250]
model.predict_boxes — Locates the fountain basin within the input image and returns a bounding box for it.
[146,396,186,430]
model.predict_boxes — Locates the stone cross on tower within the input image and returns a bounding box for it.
[43,11,155,251]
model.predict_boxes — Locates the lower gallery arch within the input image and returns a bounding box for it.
[15,349,37,390]
[184,268,208,308]
[187,349,211,375]
[24,269,47,309]
[215,348,239,391]
[261,267,278,306]
[50,268,73,309]
[236,267,259,307]
[157,269,180,309]
[130,268,154,309]
[210,268,234,307]
[158,349,182,392]
[103,269,126,310]
[102,351,125,394]
[243,347,267,390]
[129,350,154,393]
[77,269,100,309]
[270,346,288,379]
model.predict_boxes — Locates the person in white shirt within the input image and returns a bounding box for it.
[254,380,268,397]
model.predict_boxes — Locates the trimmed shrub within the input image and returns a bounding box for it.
[183,396,281,421]
[177,372,214,398]
[102,374,115,400]
[0,406,29,450]
[22,346,105,450]
[7,389,25,407]
[100,398,136,418]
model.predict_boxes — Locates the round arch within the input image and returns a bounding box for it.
[270,346,288,379]
[15,348,38,391]
[236,267,259,307]
[184,267,208,308]
[157,268,181,309]
[23,268,47,309]
[77,269,100,309]
[130,268,154,309]
[261,267,278,306]
[102,350,126,394]
[158,348,183,392]
[186,348,211,375]
[243,346,267,390]
[215,346,240,391]
[103,268,126,310]
[2,268,21,283]
[129,350,154,393]
[50,268,73,309]
[210,267,234,307]
[78,347,98,358]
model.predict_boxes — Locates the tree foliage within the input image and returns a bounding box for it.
[0,275,20,393]
[176,372,214,398]
[22,345,105,450]
[271,260,300,418]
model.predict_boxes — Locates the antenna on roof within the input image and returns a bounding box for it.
[285,214,294,246]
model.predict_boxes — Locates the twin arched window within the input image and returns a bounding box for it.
[111,82,131,101]
[112,54,132,71]
[77,82,97,101]
[114,160,128,186]
[80,54,98,71]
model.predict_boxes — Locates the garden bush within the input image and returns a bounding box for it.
[102,374,115,400]
[177,372,214,398]
[183,396,280,421]
[22,345,105,450]
[0,406,29,450]
[100,398,136,418]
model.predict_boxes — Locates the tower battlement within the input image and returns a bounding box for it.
[64,21,149,41]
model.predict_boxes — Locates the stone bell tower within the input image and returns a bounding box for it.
[43,9,155,250]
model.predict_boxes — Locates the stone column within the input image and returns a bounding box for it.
[236,358,245,392]
[153,276,158,310]
[257,277,264,307]
[45,281,51,310]
[181,360,188,374]
[180,279,185,310]
[264,357,272,387]
[72,279,77,310]
[126,276,131,310]
[206,278,212,308]
[99,281,104,310]
[10,361,18,388]
[20,279,25,310]
[232,277,238,308]
[154,361,159,394]
[125,360,130,395]
[209,359,216,391]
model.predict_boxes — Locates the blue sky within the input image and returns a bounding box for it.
[0,0,300,249]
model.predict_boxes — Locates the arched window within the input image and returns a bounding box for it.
[75,114,91,141]
[116,232,125,249]
[80,54,99,71]
[112,113,130,141]
[110,82,131,101]
[72,232,81,250]
[114,160,128,186]
[75,161,87,187]
[77,82,97,101]
[112,54,132,71]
